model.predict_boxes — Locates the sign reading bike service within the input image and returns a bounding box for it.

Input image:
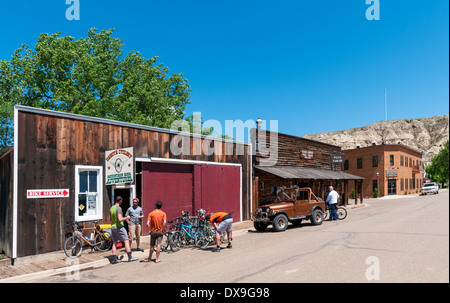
[105,147,134,185]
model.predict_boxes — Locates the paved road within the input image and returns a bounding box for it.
[36,190,449,283]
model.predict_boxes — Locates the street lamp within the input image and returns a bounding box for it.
[376,172,380,198]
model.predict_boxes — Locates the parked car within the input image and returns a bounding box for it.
[421,182,439,195]
[252,187,325,232]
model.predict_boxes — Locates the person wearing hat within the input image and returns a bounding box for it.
[125,197,145,252]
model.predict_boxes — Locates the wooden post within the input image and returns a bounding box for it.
[360,180,364,204]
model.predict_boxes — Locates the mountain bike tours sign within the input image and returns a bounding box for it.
[105,147,134,185]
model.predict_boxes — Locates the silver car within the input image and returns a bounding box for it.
[421,182,439,195]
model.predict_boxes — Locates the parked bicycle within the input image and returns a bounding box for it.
[323,204,348,220]
[64,221,113,258]
[161,219,176,252]
[169,212,206,251]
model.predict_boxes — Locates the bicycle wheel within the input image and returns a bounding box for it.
[161,232,171,252]
[337,207,348,220]
[323,209,329,220]
[169,231,182,252]
[220,231,231,244]
[94,233,112,252]
[64,236,83,258]
[194,228,210,249]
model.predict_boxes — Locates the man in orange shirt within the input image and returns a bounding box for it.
[143,200,166,263]
[208,212,233,252]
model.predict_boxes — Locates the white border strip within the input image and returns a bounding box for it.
[12,107,18,259]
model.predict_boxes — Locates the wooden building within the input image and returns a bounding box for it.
[343,143,424,198]
[251,127,364,207]
[0,106,252,260]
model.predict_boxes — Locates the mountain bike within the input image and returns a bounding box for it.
[169,212,208,251]
[161,219,176,252]
[64,221,112,258]
[323,204,348,220]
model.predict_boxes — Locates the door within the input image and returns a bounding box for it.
[200,165,241,222]
[142,163,194,235]
[388,179,397,195]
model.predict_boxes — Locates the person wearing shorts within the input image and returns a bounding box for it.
[143,201,166,263]
[125,198,144,252]
[110,196,138,263]
[208,212,233,252]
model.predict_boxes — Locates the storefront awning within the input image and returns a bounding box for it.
[255,166,364,180]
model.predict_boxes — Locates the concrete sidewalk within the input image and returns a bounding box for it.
[0,220,255,282]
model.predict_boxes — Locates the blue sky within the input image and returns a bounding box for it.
[0,1,448,139]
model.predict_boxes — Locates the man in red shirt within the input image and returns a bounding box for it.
[143,200,166,263]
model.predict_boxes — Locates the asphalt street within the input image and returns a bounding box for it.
[30,190,450,283]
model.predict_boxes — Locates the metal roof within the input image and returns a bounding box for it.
[255,165,364,180]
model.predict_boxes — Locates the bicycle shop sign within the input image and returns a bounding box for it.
[27,189,70,199]
[105,147,134,185]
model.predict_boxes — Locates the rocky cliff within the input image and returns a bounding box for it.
[302,115,449,166]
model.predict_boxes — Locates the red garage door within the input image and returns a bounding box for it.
[201,165,241,222]
[141,162,241,235]
[142,163,193,235]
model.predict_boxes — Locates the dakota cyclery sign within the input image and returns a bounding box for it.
[105,147,134,185]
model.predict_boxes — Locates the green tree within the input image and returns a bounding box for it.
[426,141,449,188]
[0,28,191,148]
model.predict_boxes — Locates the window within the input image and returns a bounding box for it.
[75,165,103,222]
[405,178,408,190]
[400,155,404,166]
[344,160,349,170]
[372,155,379,167]
[390,155,394,166]
[409,158,412,167]
[401,178,404,191]
[357,158,363,169]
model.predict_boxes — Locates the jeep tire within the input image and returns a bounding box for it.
[254,222,269,232]
[272,214,289,232]
[310,209,324,225]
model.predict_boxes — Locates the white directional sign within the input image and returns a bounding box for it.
[27,189,70,199]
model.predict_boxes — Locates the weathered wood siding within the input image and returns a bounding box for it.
[0,147,14,257]
[253,129,342,169]
[15,109,251,257]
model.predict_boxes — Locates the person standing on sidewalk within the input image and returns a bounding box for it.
[326,186,339,221]
[110,196,138,263]
[125,198,145,252]
[142,201,166,263]
[207,212,233,252]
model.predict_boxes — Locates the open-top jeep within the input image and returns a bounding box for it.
[252,186,325,232]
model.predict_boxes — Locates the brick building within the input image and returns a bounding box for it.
[342,143,424,198]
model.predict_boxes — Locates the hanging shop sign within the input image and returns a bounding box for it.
[105,147,134,185]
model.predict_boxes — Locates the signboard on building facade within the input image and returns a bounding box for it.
[332,154,345,164]
[27,189,70,199]
[105,147,134,185]
[386,169,398,177]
